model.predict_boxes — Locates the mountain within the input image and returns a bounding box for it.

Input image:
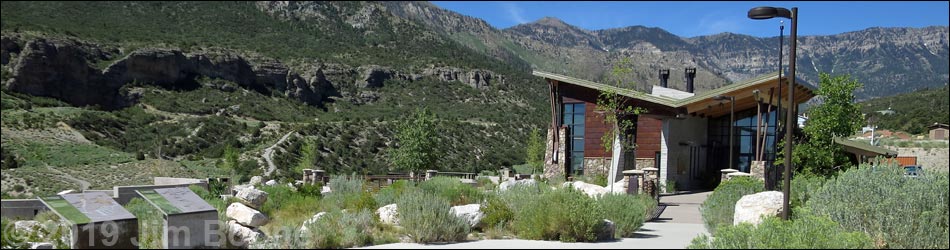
[388,3,948,100]
[0,1,547,197]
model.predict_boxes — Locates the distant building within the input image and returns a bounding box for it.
[930,123,949,140]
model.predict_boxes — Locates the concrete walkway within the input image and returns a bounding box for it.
[358,191,711,249]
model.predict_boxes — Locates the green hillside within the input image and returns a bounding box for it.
[859,85,949,134]
[0,1,548,197]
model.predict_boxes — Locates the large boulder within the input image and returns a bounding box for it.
[226,220,266,246]
[450,204,484,228]
[563,181,608,198]
[498,179,536,191]
[226,203,269,228]
[734,191,784,226]
[299,212,327,232]
[248,176,263,186]
[236,187,268,209]
[608,180,627,194]
[596,219,616,241]
[376,204,399,225]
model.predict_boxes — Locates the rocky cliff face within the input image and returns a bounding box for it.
[1,34,504,109]
[380,1,948,99]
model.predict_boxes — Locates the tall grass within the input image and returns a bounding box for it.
[418,176,485,206]
[125,198,163,249]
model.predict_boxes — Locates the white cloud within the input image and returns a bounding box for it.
[501,2,527,24]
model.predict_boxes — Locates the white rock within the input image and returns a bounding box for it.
[563,181,608,198]
[498,179,536,191]
[28,242,54,249]
[15,220,40,232]
[56,190,75,195]
[264,180,277,186]
[299,212,327,232]
[226,203,269,228]
[232,184,252,195]
[236,187,268,209]
[734,191,784,226]
[608,180,627,194]
[226,220,266,246]
[320,186,332,195]
[597,219,616,241]
[450,204,484,228]
[249,176,263,186]
[376,204,399,225]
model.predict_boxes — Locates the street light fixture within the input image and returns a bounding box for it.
[713,95,736,172]
[748,5,797,221]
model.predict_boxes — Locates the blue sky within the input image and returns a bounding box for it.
[431,1,950,38]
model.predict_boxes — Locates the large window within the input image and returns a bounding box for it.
[563,103,586,175]
[708,108,781,173]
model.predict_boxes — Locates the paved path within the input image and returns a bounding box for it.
[263,131,296,177]
[359,191,712,249]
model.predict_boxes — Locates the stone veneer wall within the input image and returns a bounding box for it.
[543,126,567,180]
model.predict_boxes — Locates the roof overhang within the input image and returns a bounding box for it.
[834,138,898,158]
[534,70,817,118]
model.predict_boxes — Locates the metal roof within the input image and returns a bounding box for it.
[533,70,817,109]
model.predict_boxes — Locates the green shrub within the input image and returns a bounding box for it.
[700,177,765,234]
[480,194,514,229]
[665,179,677,193]
[688,208,874,249]
[303,210,379,248]
[575,174,608,187]
[598,193,656,238]
[418,176,485,206]
[510,187,607,242]
[297,183,324,198]
[397,190,470,243]
[373,180,417,206]
[807,165,950,249]
[328,174,366,196]
[125,198,163,249]
[787,174,827,208]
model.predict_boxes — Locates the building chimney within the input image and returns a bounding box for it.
[658,69,670,88]
[685,67,697,93]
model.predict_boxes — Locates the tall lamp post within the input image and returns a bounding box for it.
[713,95,736,171]
[749,6,797,220]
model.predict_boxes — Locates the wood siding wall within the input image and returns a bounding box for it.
[636,117,662,158]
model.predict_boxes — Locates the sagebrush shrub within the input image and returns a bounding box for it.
[688,208,874,249]
[304,210,378,248]
[510,187,606,242]
[374,180,417,206]
[397,190,470,243]
[418,176,485,206]
[787,174,826,208]
[328,174,366,195]
[807,165,949,249]
[598,193,656,238]
[700,177,765,234]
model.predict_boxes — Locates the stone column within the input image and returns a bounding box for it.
[542,126,567,180]
[313,169,326,185]
[303,169,313,184]
[623,170,642,195]
[750,161,766,181]
[500,168,511,182]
